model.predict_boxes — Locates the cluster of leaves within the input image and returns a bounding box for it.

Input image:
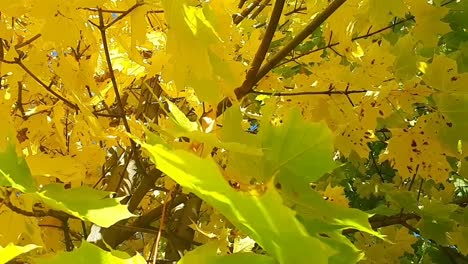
[0,0,467,263]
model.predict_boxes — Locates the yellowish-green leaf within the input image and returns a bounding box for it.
[0,243,40,263]
[36,241,146,264]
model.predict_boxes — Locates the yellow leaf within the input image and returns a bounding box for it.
[26,153,87,184]
[407,0,450,47]
[321,184,349,207]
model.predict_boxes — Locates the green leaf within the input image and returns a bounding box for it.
[433,92,468,151]
[0,141,133,228]
[36,241,146,264]
[165,99,199,133]
[0,243,39,263]
[418,200,458,245]
[137,136,334,264]
[161,0,223,104]
[261,108,337,183]
[37,184,135,228]
[178,242,276,264]
[393,35,419,79]
[160,102,262,156]
[0,141,37,193]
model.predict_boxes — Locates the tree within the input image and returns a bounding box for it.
[0,0,467,263]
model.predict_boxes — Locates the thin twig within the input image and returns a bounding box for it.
[104,3,144,30]
[237,0,286,99]
[0,56,79,110]
[215,0,347,117]
[97,9,132,133]
[114,148,135,194]
[234,0,263,24]
[251,0,272,20]
[253,0,347,84]
[15,81,26,118]
[16,60,79,111]
[416,178,424,203]
[61,217,74,251]
[14,34,42,49]
[252,88,367,96]
[280,16,415,66]
[284,7,307,16]
[152,189,173,264]
[342,213,420,234]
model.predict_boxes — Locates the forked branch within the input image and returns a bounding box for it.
[215,0,347,116]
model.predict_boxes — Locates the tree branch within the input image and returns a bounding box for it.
[16,58,79,111]
[104,3,144,30]
[215,0,347,116]
[96,8,132,133]
[98,194,187,248]
[233,0,263,25]
[236,0,286,99]
[342,213,420,235]
[280,15,415,66]
[254,0,347,84]
[251,0,272,20]
[14,34,42,49]
[252,88,367,96]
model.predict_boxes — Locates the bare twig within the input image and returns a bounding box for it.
[152,189,173,264]
[251,88,367,96]
[14,34,42,49]
[15,81,26,118]
[16,60,79,111]
[280,16,415,66]
[105,3,144,30]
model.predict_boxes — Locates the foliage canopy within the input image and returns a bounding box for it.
[0,0,467,263]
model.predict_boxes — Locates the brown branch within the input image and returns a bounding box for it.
[237,0,286,99]
[165,195,202,260]
[14,34,42,49]
[251,0,272,20]
[96,9,132,132]
[284,7,307,16]
[233,0,263,24]
[15,81,26,118]
[238,0,248,9]
[105,3,144,30]
[0,55,79,111]
[0,194,70,220]
[152,189,173,264]
[342,213,420,235]
[252,88,367,96]
[91,9,164,249]
[280,16,415,66]
[98,194,187,248]
[215,0,347,117]
[254,0,347,84]
[15,60,79,111]
[61,217,74,251]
